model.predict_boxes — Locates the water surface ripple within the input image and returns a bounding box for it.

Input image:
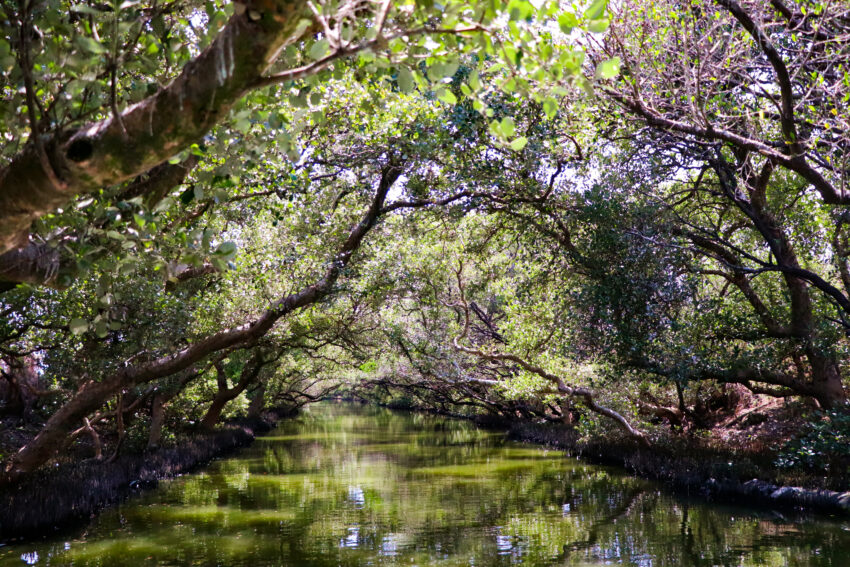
[2,403,848,566]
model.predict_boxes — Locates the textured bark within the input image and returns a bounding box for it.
[199,397,230,430]
[164,263,220,291]
[147,394,166,451]
[0,373,26,417]
[147,370,205,450]
[0,0,312,255]
[116,156,199,206]
[710,154,846,408]
[0,357,43,417]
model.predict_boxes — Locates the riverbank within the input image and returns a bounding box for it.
[360,399,850,517]
[0,409,293,542]
[4,400,848,544]
[505,419,850,517]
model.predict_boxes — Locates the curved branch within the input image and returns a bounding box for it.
[1,162,403,482]
[450,263,648,443]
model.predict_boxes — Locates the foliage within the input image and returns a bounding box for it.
[777,409,850,472]
[1,0,849,484]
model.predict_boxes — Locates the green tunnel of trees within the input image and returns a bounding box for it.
[1,0,849,485]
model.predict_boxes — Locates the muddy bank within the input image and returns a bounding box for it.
[0,409,294,542]
[506,420,850,517]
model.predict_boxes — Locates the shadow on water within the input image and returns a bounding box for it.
[1,403,849,566]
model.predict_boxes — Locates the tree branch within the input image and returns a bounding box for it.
[0,0,314,254]
[1,161,404,481]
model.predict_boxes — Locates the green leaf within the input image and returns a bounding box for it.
[426,64,444,82]
[595,57,621,79]
[584,0,608,20]
[558,12,578,33]
[442,61,460,78]
[76,36,107,55]
[71,4,102,15]
[437,88,457,105]
[69,318,89,335]
[94,320,109,338]
[234,118,251,133]
[468,70,481,91]
[587,18,610,33]
[289,94,308,109]
[509,136,528,151]
[153,197,174,213]
[215,241,238,259]
[211,257,228,271]
[500,117,516,137]
[397,66,415,93]
[309,39,330,60]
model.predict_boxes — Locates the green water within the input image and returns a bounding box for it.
[2,404,849,566]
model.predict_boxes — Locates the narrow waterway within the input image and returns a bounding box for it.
[2,403,848,566]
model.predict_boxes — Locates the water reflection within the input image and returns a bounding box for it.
[1,403,848,566]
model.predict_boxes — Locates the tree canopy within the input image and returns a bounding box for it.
[1,0,849,484]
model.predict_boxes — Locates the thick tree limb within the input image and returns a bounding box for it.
[0,0,313,254]
[199,350,269,429]
[0,157,199,291]
[115,155,199,206]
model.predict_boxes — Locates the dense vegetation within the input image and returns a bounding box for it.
[1,0,849,491]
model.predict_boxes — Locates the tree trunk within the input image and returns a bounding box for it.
[714,155,846,407]
[0,374,25,417]
[199,353,266,429]
[147,394,166,450]
[559,398,575,425]
[248,384,265,418]
[3,377,122,480]
[199,395,232,430]
[82,418,102,460]
[808,352,846,408]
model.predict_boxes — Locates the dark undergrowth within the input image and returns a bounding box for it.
[0,409,295,542]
